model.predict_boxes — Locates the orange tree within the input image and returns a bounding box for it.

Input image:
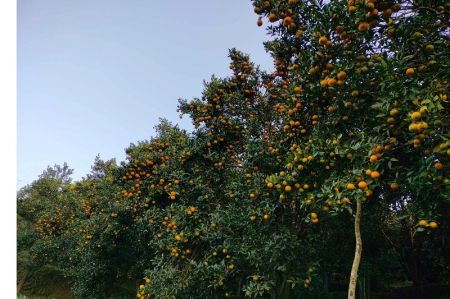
[250,0,449,297]
[129,53,320,298]
[17,164,74,266]
[17,158,156,298]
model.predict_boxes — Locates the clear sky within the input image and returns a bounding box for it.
[17,0,273,188]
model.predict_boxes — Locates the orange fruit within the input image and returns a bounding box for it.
[390,108,399,116]
[411,111,421,121]
[370,171,380,180]
[327,78,337,87]
[346,183,356,190]
[358,181,368,190]
[319,36,328,45]
[358,22,370,32]
[390,182,399,190]
[268,13,278,23]
[283,16,294,27]
[406,68,415,76]
[429,221,438,229]
[337,71,346,80]
[418,220,428,227]
[434,162,443,170]
[257,18,263,26]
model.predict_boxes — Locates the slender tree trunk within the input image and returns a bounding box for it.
[348,197,362,299]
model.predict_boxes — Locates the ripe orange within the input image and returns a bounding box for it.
[337,71,346,80]
[370,155,378,162]
[257,18,263,27]
[370,171,380,180]
[327,78,337,87]
[417,121,428,131]
[429,221,438,229]
[406,68,415,76]
[390,182,399,190]
[346,183,356,190]
[358,181,368,190]
[267,182,274,189]
[434,162,443,170]
[285,185,292,192]
[411,111,421,121]
[268,13,278,23]
[319,36,328,45]
[390,108,399,116]
[358,22,370,32]
[418,220,427,227]
[263,214,270,220]
[283,16,294,27]
[409,123,419,132]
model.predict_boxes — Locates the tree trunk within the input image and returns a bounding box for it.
[348,197,362,299]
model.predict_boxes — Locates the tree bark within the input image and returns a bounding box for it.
[348,197,362,299]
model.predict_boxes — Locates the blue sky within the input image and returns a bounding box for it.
[17,0,273,188]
